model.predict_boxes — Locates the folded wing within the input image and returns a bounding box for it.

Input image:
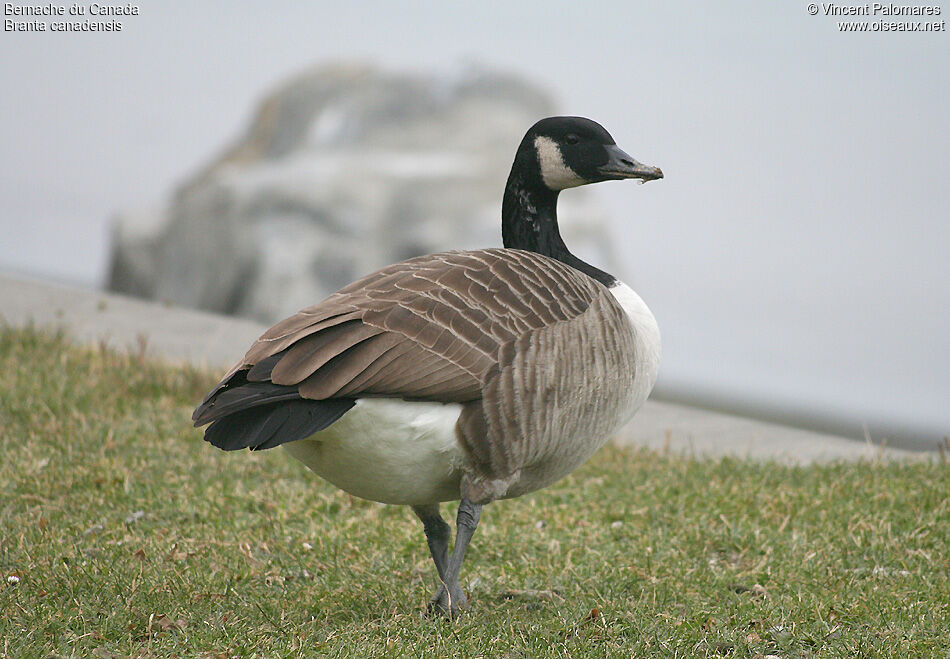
[193,248,605,450]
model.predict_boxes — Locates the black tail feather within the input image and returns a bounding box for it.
[203,398,356,451]
[193,380,301,426]
[246,351,285,382]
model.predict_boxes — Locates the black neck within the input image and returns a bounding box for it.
[501,168,616,288]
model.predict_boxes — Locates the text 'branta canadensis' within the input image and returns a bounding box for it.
[193,116,663,617]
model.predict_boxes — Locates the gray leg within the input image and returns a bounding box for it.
[412,504,450,582]
[428,498,482,618]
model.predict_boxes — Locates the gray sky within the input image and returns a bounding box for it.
[1,1,947,442]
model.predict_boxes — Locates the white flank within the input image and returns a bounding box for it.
[282,399,465,505]
[534,136,586,190]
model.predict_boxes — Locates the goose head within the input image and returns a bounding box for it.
[522,116,663,191]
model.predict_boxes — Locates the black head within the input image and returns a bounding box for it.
[518,116,663,191]
[502,116,663,286]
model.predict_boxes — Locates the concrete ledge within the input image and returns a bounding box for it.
[0,272,926,464]
[621,399,913,464]
[0,273,264,371]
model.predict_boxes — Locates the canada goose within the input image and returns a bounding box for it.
[193,116,663,616]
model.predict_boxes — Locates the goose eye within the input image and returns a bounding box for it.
[565,134,579,145]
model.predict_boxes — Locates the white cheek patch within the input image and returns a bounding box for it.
[534,136,586,190]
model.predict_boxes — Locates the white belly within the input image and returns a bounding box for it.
[281,398,466,505]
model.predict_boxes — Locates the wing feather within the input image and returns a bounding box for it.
[297,333,403,399]
[271,320,383,384]
[194,248,621,453]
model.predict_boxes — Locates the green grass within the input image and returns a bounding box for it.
[0,326,947,658]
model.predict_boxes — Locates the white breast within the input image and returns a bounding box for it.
[609,281,661,417]
[281,398,465,505]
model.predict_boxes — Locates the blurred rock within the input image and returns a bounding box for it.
[108,63,619,322]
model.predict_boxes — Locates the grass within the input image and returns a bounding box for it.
[0,326,947,658]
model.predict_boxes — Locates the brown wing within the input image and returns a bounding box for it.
[194,248,607,426]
